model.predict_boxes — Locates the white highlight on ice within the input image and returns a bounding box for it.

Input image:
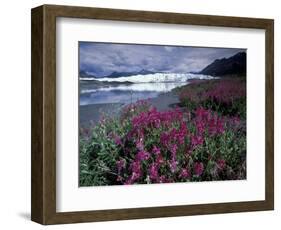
[80,72,215,83]
[80,82,188,94]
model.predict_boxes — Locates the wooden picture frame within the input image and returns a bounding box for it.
[31,4,274,225]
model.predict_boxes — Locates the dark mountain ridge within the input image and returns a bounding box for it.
[79,70,100,79]
[105,69,154,78]
[199,52,246,76]
[79,69,155,79]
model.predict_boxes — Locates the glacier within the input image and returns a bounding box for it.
[80,72,215,83]
[80,82,188,94]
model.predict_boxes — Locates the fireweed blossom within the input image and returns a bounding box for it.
[217,159,226,170]
[179,79,246,107]
[136,150,150,161]
[179,168,191,179]
[119,106,236,184]
[136,137,145,151]
[204,80,246,105]
[193,107,225,137]
[116,159,126,174]
[156,154,165,165]
[152,146,161,155]
[170,144,178,159]
[149,163,159,181]
[125,160,142,184]
[114,135,122,146]
[194,162,204,176]
[169,160,178,173]
[191,135,204,147]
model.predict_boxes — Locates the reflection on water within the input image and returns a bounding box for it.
[80,82,188,106]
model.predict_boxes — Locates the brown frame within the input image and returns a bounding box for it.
[31,4,274,225]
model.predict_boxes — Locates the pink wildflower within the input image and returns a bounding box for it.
[152,146,161,155]
[169,160,178,173]
[114,135,122,146]
[170,144,178,159]
[136,150,150,161]
[149,163,159,181]
[194,162,204,176]
[179,168,191,179]
[156,154,165,165]
[116,159,125,173]
[217,159,226,170]
[191,135,204,147]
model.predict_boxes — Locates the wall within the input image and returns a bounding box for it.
[0,0,279,228]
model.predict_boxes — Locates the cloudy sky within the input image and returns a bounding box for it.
[79,42,245,77]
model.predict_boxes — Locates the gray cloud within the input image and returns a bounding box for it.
[79,42,245,77]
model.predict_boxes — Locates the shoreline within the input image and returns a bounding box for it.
[79,103,124,128]
[79,87,182,127]
[79,77,244,127]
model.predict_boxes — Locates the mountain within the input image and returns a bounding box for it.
[79,70,96,78]
[199,52,246,76]
[138,69,154,75]
[104,69,154,78]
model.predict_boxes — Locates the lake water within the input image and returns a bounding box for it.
[79,82,188,105]
[79,72,215,106]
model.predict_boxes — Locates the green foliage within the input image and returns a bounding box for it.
[80,79,247,186]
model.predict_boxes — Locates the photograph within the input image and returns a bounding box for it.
[79,42,247,186]
[30,4,274,224]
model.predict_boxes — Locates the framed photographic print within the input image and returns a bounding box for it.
[31,4,274,225]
